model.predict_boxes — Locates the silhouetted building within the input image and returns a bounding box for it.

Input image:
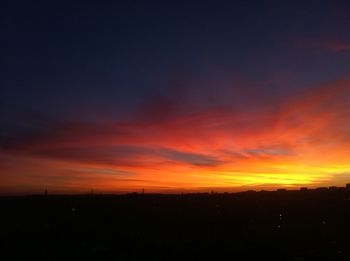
[315,187,328,191]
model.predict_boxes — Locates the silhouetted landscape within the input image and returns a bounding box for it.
[2,185,350,260]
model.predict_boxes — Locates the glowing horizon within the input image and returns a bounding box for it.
[1,78,350,194]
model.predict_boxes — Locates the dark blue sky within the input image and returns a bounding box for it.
[2,0,349,123]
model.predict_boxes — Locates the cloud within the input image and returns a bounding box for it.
[160,148,222,166]
[1,140,224,168]
[289,35,350,53]
[29,146,160,168]
[244,146,292,158]
[316,40,350,53]
[1,76,350,192]
[69,167,135,176]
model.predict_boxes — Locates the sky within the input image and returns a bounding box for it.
[1,0,350,194]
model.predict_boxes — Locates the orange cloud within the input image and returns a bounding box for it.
[1,77,350,193]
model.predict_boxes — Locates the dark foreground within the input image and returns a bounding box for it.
[2,188,350,260]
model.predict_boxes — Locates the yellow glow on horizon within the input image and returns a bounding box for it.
[141,162,350,189]
[1,78,350,193]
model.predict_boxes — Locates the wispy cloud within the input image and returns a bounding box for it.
[1,77,350,192]
[289,35,350,53]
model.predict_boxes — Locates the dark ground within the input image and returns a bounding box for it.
[1,188,350,260]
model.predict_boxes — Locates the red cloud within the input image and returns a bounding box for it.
[1,77,350,193]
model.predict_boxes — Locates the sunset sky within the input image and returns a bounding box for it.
[1,0,350,194]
